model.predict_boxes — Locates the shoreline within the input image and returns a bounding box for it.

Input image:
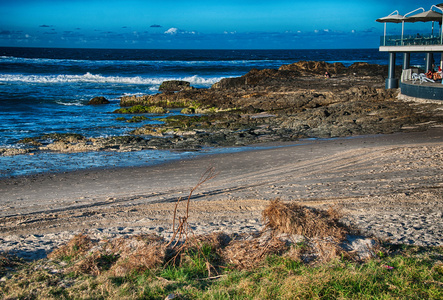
[0,134,390,180]
[0,128,442,259]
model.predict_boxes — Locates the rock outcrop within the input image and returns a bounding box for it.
[88,96,110,105]
[278,60,347,75]
[211,61,391,90]
[5,61,441,156]
[158,80,194,92]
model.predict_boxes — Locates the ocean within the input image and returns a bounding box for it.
[0,48,425,178]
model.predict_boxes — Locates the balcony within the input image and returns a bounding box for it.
[381,34,442,46]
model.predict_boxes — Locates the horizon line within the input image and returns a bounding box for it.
[0,46,380,51]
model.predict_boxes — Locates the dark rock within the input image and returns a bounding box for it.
[103,136,147,146]
[212,76,247,89]
[346,62,388,77]
[147,138,173,148]
[278,61,346,76]
[159,80,193,92]
[88,96,110,105]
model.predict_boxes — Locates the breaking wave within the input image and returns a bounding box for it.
[0,73,224,86]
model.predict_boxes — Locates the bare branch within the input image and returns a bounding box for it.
[167,167,218,249]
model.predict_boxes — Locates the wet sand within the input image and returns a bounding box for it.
[0,128,442,259]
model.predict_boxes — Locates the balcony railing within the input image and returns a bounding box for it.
[381,34,442,46]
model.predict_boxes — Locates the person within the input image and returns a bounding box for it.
[425,68,441,81]
[324,71,331,78]
[426,69,434,79]
[434,67,442,80]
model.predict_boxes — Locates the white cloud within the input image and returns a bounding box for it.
[164,28,178,35]
[164,27,198,35]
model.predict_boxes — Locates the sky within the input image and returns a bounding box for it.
[0,0,440,49]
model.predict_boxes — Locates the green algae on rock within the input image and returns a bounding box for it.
[113,105,167,114]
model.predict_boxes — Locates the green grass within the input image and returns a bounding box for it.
[1,245,442,299]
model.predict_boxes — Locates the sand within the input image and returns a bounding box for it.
[0,128,442,260]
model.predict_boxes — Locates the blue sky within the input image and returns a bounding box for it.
[0,0,440,49]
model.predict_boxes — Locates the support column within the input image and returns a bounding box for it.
[425,52,434,72]
[403,53,410,69]
[386,52,398,89]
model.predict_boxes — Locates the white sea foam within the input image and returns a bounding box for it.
[0,73,224,86]
[55,101,85,106]
[122,92,147,96]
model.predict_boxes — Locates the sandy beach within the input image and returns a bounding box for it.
[0,127,442,260]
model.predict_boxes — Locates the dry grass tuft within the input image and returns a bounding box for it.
[262,199,347,240]
[222,236,288,269]
[304,238,345,264]
[185,232,232,251]
[68,251,107,276]
[104,234,164,257]
[0,253,21,277]
[108,235,166,277]
[0,253,14,269]
[48,233,94,261]
[67,234,167,277]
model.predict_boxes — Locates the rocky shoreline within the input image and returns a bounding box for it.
[2,60,442,156]
[1,60,442,266]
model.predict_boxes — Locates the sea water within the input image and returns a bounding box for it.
[0,48,424,177]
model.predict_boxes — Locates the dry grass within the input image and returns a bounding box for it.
[68,251,109,276]
[64,234,167,277]
[222,236,288,269]
[187,232,232,250]
[47,233,94,261]
[261,199,356,264]
[0,253,21,278]
[262,199,348,240]
[303,238,345,264]
[108,234,166,277]
[44,199,362,276]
